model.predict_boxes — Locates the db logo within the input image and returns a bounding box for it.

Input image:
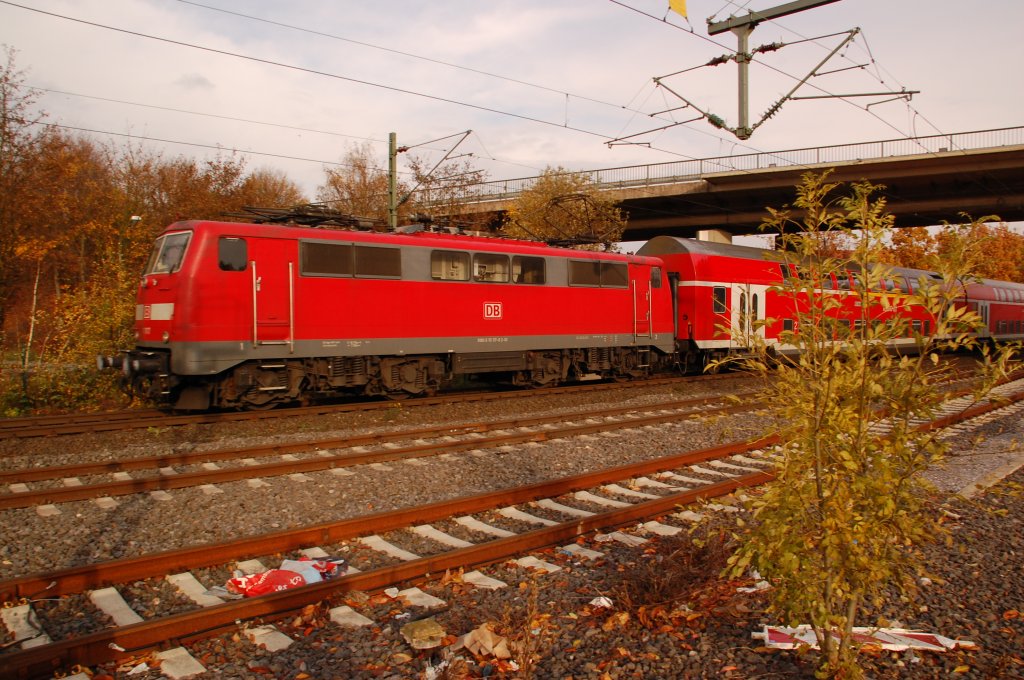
[483,302,503,319]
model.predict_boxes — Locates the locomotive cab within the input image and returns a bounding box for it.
[99,230,194,405]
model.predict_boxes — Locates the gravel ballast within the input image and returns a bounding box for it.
[1,375,1022,678]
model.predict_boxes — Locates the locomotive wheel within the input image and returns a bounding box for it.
[239,389,283,410]
[242,395,282,411]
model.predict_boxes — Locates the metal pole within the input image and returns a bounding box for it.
[388,132,397,229]
[734,26,753,140]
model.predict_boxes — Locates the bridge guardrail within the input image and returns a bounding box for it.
[427,126,1024,206]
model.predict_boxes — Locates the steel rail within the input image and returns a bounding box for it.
[0,392,749,484]
[0,374,719,440]
[0,435,778,601]
[1,469,773,679]
[0,401,762,509]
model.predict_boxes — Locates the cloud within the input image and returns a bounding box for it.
[174,73,215,91]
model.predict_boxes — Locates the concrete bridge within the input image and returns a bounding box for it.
[451,127,1024,240]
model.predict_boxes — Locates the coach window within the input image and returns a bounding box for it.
[650,266,663,288]
[779,263,791,281]
[218,237,247,272]
[430,250,470,281]
[474,253,510,282]
[300,241,353,276]
[512,256,545,284]
[712,286,727,314]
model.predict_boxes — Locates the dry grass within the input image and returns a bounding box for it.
[613,522,738,614]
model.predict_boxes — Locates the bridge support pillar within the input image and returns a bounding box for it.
[697,229,733,244]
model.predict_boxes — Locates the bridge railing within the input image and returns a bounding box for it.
[438,126,1024,206]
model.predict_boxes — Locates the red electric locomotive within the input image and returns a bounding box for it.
[105,220,677,409]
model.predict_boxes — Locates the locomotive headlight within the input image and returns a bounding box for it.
[134,331,140,341]
[162,331,170,343]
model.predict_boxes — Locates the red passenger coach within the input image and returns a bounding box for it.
[113,220,677,409]
[637,236,787,369]
[639,235,1024,366]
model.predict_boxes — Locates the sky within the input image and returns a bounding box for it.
[2,0,1023,210]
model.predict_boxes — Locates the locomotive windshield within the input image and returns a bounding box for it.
[144,232,191,275]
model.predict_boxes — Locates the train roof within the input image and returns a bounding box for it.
[636,235,774,261]
[163,219,663,264]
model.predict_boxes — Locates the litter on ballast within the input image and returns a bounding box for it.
[400,617,446,649]
[224,556,346,597]
[753,625,977,652]
[454,623,512,660]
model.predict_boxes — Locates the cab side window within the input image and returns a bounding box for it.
[219,237,247,272]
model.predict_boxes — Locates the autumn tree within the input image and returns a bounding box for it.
[501,166,625,246]
[316,142,403,225]
[404,153,490,230]
[882,221,1024,283]
[0,46,43,340]
[723,172,1019,678]
[934,221,1024,283]
[238,167,307,208]
[882,225,935,269]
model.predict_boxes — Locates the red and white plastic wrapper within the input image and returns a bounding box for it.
[753,625,977,652]
[226,570,306,597]
[226,557,346,598]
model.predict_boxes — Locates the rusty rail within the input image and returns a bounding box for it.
[1,467,773,678]
[0,399,761,509]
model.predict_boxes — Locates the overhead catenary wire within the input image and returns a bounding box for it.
[5,0,755,172]
[0,1,616,143]
[174,0,667,122]
[27,120,402,171]
[32,86,546,175]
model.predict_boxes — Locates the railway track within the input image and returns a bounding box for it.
[0,392,762,510]
[0,435,776,678]
[0,357,985,441]
[2,378,1023,678]
[0,374,739,440]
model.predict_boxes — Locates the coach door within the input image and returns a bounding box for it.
[731,283,767,350]
[632,270,652,340]
[977,301,991,338]
[249,238,295,350]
